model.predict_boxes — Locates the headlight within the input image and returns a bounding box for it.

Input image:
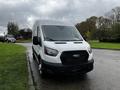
[44,46,58,56]
[88,47,92,54]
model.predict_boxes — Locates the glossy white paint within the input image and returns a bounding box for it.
[32,20,93,64]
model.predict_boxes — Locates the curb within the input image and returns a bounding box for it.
[26,52,36,90]
[92,48,120,51]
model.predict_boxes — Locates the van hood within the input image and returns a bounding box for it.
[44,41,90,52]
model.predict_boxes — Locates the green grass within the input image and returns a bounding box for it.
[0,43,28,90]
[16,39,32,43]
[89,40,120,50]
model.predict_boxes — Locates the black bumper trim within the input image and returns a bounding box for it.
[42,59,94,74]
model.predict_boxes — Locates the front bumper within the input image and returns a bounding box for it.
[42,59,94,75]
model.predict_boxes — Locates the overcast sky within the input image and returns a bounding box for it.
[0,0,120,32]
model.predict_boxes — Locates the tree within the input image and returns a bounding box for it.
[96,16,112,41]
[97,7,120,42]
[76,21,88,36]
[76,16,97,40]
[111,23,120,42]
[7,22,19,38]
[19,28,32,39]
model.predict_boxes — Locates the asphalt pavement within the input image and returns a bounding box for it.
[17,43,120,90]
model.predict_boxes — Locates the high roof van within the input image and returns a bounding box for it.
[32,20,94,75]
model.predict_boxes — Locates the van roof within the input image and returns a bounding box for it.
[35,20,74,26]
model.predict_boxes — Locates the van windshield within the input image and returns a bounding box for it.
[42,25,83,41]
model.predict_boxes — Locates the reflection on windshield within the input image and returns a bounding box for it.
[42,25,83,41]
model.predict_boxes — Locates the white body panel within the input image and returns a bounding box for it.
[32,20,93,64]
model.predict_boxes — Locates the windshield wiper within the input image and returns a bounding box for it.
[45,37,55,41]
[45,37,83,41]
[57,40,83,41]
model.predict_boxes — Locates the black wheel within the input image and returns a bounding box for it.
[39,63,47,77]
[39,64,42,74]
[7,40,10,43]
[32,53,36,60]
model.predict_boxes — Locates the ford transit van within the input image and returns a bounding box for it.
[32,20,94,75]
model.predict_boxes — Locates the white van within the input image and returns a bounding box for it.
[32,20,94,75]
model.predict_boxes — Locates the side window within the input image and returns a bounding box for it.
[37,26,42,46]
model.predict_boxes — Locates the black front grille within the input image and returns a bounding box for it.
[60,50,89,65]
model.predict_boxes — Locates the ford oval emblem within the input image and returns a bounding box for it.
[73,54,80,58]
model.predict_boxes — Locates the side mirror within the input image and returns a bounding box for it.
[33,36,38,45]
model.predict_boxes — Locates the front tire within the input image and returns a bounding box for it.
[32,50,47,77]
[39,63,47,77]
[32,53,36,60]
[39,64,42,74]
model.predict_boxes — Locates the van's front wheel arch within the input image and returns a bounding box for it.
[39,62,47,77]
[38,56,47,76]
